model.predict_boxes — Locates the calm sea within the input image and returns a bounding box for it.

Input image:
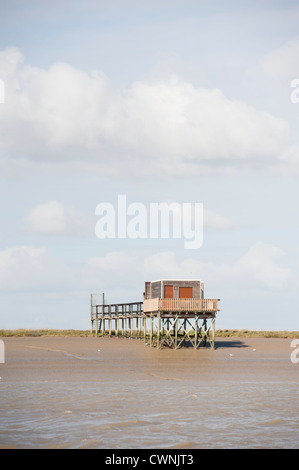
[0,380,298,449]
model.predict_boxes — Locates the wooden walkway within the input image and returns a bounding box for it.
[90,294,219,349]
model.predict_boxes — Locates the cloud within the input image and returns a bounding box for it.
[24,200,92,236]
[84,242,294,301]
[234,242,291,290]
[0,240,289,300]
[163,245,292,295]
[269,144,299,176]
[86,251,141,281]
[262,37,299,78]
[0,47,290,176]
[0,47,116,158]
[122,78,288,164]
[0,245,74,292]
[143,251,184,280]
[204,209,232,230]
[84,251,144,301]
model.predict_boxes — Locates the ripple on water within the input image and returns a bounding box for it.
[0,381,298,449]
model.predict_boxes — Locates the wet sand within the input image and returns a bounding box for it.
[1,335,298,383]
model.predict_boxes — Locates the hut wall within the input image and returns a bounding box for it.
[145,280,204,299]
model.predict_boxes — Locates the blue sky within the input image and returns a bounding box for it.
[0,0,299,330]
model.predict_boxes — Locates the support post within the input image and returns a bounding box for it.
[122,307,125,336]
[183,318,187,347]
[115,304,119,336]
[95,305,99,337]
[109,305,112,336]
[144,312,147,340]
[90,294,93,335]
[138,304,142,338]
[203,319,207,347]
[101,302,105,336]
[194,315,198,349]
[150,314,153,347]
[174,315,178,349]
[211,317,215,350]
[157,313,161,349]
[130,304,133,337]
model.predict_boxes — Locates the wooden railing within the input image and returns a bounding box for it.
[143,298,219,313]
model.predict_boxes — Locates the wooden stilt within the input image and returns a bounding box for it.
[211,317,215,350]
[194,315,198,349]
[203,319,207,347]
[150,314,153,347]
[174,315,178,349]
[101,302,105,337]
[90,294,93,335]
[95,305,99,337]
[130,304,133,337]
[108,305,112,336]
[143,315,146,343]
[157,313,161,349]
[115,304,119,336]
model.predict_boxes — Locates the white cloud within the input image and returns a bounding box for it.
[0,245,74,292]
[0,47,116,158]
[269,144,299,176]
[151,245,293,293]
[204,209,232,230]
[86,251,140,278]
[122,77,289,163]
[0,243,293,325]
[85,242,294,301]
[234,242,291,290]
[25,200,92,236]
[143,251,184,280]
[84,251,144,301]
[0,47,290,176]
[262,37,299,78]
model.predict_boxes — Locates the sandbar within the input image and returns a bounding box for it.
[1,335,298,384]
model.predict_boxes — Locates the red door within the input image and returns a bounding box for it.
[179,287,193,298]
[164,285,173,298]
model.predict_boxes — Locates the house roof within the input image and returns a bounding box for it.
[147,279,203,283]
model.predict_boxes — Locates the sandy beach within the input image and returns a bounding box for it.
[1,335,298,383]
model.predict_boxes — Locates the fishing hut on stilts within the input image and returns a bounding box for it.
[90,280,220,349]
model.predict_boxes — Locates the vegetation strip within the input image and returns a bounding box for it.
[0,329,298,338]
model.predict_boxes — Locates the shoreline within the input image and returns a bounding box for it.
[1,328,299,338]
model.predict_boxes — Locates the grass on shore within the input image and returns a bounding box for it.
[0,329,91,337]
[0,328,298,338]
[215,329,299,339]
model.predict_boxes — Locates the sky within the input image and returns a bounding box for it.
[0,0,299,330]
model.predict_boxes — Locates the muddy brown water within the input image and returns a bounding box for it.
[0,336,298,448]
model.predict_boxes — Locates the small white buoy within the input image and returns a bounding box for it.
[253,349,256,351]
[98,349,101,352]
[229,353,233,357]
